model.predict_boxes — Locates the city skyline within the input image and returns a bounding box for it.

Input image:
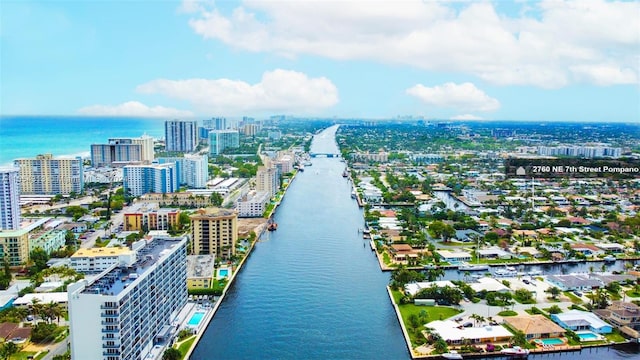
[1,0,639,122]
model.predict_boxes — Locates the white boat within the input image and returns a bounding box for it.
[351,191,357,199]
[603,255,616,262]
[458,264,489,271]
[298,164,305,172]
[500,346,529,357]
[303,161,312,166]
[441,350,463,359]
[494,268,518,277]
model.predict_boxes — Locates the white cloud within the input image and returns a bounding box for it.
[450,114,484,120]
[77,101,193,117]
[184,0,640,88]
[407,82,500,112]
[136,69,338,115]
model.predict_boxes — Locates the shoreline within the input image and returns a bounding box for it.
[182,170,299,358]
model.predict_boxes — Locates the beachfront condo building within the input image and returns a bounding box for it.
[165,120,198,153]
[68,236,188,360]
[209,130,240,156]
[256,166,280,199]
[91,135,154,167]
[0,167,20,230]
[190,208,238,259]
[14,154,84,195]
[156,154,208,188]
[123,163,178,197]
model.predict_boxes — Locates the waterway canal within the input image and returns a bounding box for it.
[191,125,408,359]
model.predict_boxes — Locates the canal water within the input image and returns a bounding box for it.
[190,125,408,359]
[191,125,640,359]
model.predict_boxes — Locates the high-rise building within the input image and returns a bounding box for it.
[209,130,240,156]
[156,154,208,188]
[91,135,155,167]
[14,154,84,195]
[91,142,142,167]
[190,208,238,259]
[165,120,198,153]
[202,117,227,130]
[68,236,188,360]
[123,163,178,197]
[182,154,208,188]
[0,218,62,265]
[255,166,279,199]
[0,168,20,230]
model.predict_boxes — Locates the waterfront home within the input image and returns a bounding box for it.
[592,301,640,332]
[477,247,514,260]
[504,315,566,340]
[551,310,612,334]
[546,274,602,291]
[570,243,604,257]
[404,281,457,297]
[437,250,472,263]
[595,242,626,254]
[427,320,513,345]
[390,244,417,262]
[470,278,510,293]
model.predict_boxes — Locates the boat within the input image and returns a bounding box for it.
[298,164,305,172]
[458,264,489,271]
[500,346,529,357]
[441,350,463,359]
[342,169,348,178]
[494,267,518,277]
[267,220,278,231]
[351,190,357,199]
[603,255,616,262]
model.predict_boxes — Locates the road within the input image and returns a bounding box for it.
[41,337,70,360]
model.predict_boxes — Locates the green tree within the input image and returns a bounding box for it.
[29,248,49,275]
[30,322,58,343]
[545,287,561,300]
[0,341,18,360]
[511,330,528,347]
[548,305,562,314]
[210,192,224,207]
[162,348,181,360]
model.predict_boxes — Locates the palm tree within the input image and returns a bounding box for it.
[44,301,63,324]
[0,341,18,360]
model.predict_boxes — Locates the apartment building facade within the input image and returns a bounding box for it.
[190,208,238,259]
[14,154,84,195]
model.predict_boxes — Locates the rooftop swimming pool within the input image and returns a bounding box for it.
[188,312,205,327]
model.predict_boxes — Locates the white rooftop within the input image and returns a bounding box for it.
[428,319,513,342]
[14,292,68,306]
[470,277,510,293]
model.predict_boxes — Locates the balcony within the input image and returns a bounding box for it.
[101,329,119,333]
[102,343,121,349]
[101,312,119,318]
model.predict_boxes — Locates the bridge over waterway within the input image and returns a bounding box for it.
[309,152,341,158]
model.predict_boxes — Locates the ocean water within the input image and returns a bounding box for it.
[0,116,166,166]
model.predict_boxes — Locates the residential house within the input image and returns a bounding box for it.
[593,301,640,331]
[504,315,566,340]
[551,310,612,334]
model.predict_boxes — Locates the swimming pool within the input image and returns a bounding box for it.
[188,312,205,326]
[537,338,564,345]
[577,331,600,341]
[219,269,229,278]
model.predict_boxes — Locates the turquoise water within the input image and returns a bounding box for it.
[219,269,229,277]
[538,338,564,345]
[578,332,599,341]
[188,312,205,326]
[0,116,166,165]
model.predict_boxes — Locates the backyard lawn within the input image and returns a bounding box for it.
[390,289,462,346]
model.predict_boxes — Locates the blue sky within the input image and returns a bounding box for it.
[1,0,639,122]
